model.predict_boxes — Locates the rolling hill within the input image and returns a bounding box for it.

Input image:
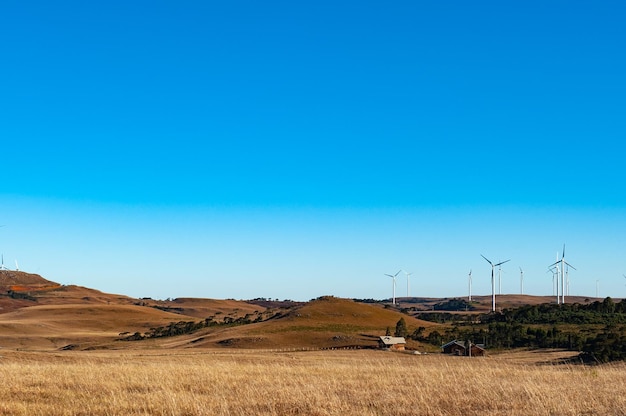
[153,296,440,350]
[0,270,607,352]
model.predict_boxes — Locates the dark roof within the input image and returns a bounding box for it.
[442,340,465,349]
[442,340,485,351]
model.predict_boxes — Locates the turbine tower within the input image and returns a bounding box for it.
[549,245,575,304]
[548,267,558,299]
[468,269,472,302]
[481,255,510,312]
[403,270,412,298]
[0,255,7,271]
[519,267,524,295]
[566,266,570,296]
[384,270,401,305]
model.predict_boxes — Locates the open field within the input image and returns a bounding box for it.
[0,349,625,416]
[1,271,625,415]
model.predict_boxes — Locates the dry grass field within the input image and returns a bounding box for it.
[1,272,625,415]
[1,349,625,416]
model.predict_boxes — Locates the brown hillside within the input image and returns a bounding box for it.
[0,270,56,287]
[0,304,197,350]
[0,271,138,314]
[396,294,604,313]
[140,297,268,320]
[158,296,440,350]
[0,270,607,352]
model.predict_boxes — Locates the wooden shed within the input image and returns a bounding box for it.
[378,336,406,351]
[442,340,485,357]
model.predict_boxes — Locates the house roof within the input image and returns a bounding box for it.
[442,340,485,351]
[379,336,406,345]
[442,340,465,349]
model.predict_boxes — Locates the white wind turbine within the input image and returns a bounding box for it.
[566,266,570,296]
[519,267,524,295]
[384,270,401,305]
[403,270,412,298]
[549,245,576,304]
[0,255,7,271]
[548,267,558,299]
[481,255,510,312]
[468,269,472,302]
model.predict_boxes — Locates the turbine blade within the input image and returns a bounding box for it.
[563,261,576,270]
[480,255,493,266]
[495,259,511,267]
[548,260,560,268]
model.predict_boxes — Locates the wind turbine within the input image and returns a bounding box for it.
[403,270,412,298]
[0,255,7,271]
[468,269,472,302]
[498,264,503,295]
[553,252,561,301]
[548,267,558,300]
[566,266,570,296]
[519,267,524,295]
[549,245,576,304]
[384,270,401,305]
[481,255,510,312]
[14,260,19,272]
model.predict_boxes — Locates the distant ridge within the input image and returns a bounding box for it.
[0,271,614,352]
[0,270,58,288]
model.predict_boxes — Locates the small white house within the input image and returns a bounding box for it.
[378,336,406,351]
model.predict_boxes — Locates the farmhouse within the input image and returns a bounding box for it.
[378,336,406,351]
[442,340,485,357]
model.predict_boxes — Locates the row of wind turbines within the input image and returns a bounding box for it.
[0,225,20,273]
[482,246,577,311]
[0,255,18,272]
[384,245,617,312]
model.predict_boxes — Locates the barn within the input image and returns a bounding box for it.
[442,340,485,357]
[378,336,406,351]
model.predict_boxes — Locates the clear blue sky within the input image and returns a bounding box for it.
[1,1,625,301]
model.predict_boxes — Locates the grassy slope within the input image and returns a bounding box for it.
[157,296,441,350]
[0,271,610,352]
[0,304,198,350]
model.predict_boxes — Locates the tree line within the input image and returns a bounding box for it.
[412,297,626,363]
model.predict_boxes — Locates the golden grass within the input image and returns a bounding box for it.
[0,349,625,415]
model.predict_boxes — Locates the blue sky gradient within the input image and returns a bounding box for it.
[1,1,625,301]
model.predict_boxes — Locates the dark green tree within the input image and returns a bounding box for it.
[394,317,408,338]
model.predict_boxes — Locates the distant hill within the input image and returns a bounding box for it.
[0,270,610,352]
[394,294,603,313]
[0,270,137,314]
[149,296,440,350]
